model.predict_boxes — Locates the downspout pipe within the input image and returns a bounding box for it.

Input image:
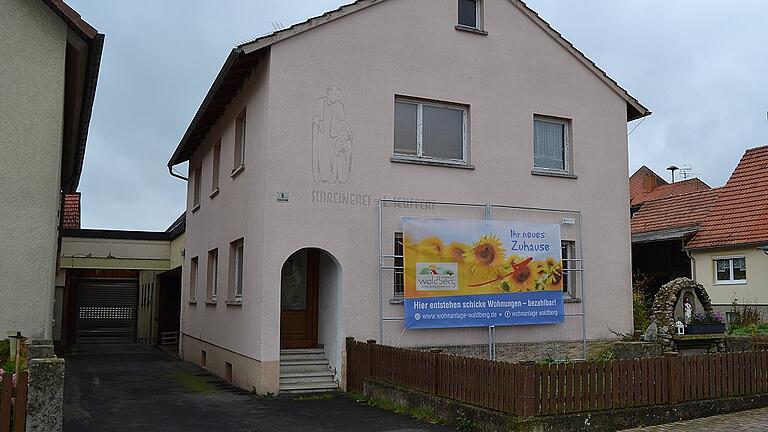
[168,165,188,181]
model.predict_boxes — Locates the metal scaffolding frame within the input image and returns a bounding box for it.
[377,198,587,361]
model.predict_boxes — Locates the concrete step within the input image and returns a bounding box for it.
[280,352,327,362]
[280,348,325,355]
[280,374,336,385]
[280,362,331,374]
[279,381,339,394]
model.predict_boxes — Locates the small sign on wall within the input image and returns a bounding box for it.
[276,192,289,203]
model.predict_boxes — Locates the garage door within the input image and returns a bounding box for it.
[76,279,138,344]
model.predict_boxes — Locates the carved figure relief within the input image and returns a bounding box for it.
[312,85,353,184]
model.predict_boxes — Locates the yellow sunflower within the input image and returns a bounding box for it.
[417,236,445,261]
[534,257,563,291]
[445,242,470,262]
[506,255,537,292]
[465,235,506,281]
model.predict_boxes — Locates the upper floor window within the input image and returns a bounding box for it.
[533,116,571,173]
[230,238,245,301]
[233,108,247,173]
[192,166,202,209]
[211,140,221,193]
[394,98,468,165]
[189,256,198,302]
[714,257,746,284]
[458,0,481,29]
[207,248,218,302]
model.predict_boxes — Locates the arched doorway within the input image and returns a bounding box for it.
[280,248,341,350]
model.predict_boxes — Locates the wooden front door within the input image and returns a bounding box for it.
[280,249,319,349]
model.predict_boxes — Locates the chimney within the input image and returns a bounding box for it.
[62,193,81,229]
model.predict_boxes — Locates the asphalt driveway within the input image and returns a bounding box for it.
[63,344,452,432]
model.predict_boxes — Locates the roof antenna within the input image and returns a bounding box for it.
[667,165,679,183]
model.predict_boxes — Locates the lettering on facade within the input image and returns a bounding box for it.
[309,190,436,209]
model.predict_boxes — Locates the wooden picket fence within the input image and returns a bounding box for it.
[0,371,28,432]
[346,338,768,417]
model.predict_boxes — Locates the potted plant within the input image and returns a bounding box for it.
[686,312,726,334]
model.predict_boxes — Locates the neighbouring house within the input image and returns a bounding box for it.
[55,202,185,352]
[629,165,711,216]
[686,145,768,315]
[629,145,768,317]
[0,0,103,340]
[630,185,719,292]
[167,0,649,393]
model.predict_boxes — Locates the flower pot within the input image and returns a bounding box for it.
[685,323,726,334]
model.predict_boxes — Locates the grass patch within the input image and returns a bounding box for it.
[165,371,218,393]
[348,393,445,425]
[294,392,335,401]
[730,323,768,336]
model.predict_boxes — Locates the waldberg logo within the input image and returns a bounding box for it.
[416,263,458,291]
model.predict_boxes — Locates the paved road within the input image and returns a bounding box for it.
[63,344,452,432]
[624,406,768,431]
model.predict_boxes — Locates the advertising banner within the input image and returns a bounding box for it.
[403,217,565,329]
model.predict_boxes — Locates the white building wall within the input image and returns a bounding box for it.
[181,0,637,391]
[0,0,68,339]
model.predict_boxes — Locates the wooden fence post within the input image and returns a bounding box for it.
[515,361,537,417]
[367,339,377,382]
[665,352,680,404]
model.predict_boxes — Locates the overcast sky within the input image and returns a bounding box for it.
[67,0,768,231]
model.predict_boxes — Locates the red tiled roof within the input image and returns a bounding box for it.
[629,165,667,203]
[631,177,711,206]
[62,193,81,229]
[687,145,768,249]
[631,188,719,236]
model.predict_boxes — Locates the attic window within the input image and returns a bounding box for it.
[458,0,483,30]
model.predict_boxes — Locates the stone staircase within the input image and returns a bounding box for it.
[279,348,338,394]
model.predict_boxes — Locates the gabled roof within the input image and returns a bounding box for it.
[167,0,650,166]
[687,145,768,250]
[42,0,104,193]
[629,165,667,202]
[631,177,711,207]
[630,188,719,239]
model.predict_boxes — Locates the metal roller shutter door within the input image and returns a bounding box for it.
[76,279,138,344]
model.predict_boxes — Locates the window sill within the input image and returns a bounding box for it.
[455,25,488,36]
[390,297,404,305]
[391,155,475,170]
[226,300,243,307]
[205,300,218,306]
[188,300,198,305]
[715,280,747,286]
[191,203,201,213]
[209,188,220,199]
[531,169,578,179]
[230,165,245,179]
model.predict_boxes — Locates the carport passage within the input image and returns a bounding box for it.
[64,345,452,432]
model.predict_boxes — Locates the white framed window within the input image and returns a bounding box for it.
[189,256,198,302]
[714,256,746,284]
[458,0,482,29]
[211,140,221,193]
[207,248,218,302]
[233,108,246,172]
[394,98,468,165]
[533,116,571,173]
[230,238,244,301]
[192,166,202,209]
[561,241,576,295]
[394,232,404,298]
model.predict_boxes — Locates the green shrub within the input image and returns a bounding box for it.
[632,273,653,331]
